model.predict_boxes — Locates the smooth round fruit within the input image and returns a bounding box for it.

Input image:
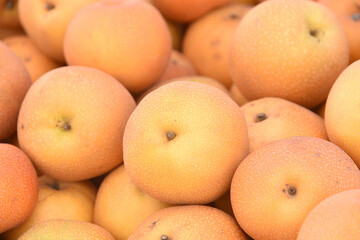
[137,76,230,103]
[94,165,171,240]
[0,41,31,141]
[229,0,349,108]
[17,66,136,181]
[325,60,360,167]
[152,0,230,23]
[231,136,360,240]
[64,0,172,94]
[0,144,38,233]
[183,3,251,88]
[3,35,62,82]
[128,205,250,240]
[3,176,97,240]
[297,189,360,240]
[18,0,99,62]
[18,219,115,240]
[240,97,328,153]
[124,81,249,204]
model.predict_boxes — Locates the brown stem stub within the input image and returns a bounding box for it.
[255,112,267,122]
[283,184,297,198]
[352,13,360,21]
[45,2,55,11]
[288,186,297,196]
[48,181,60,190]
[161,235,169,240]
[5,0,14,10]
[56,120,71,131]
[310,29,318,37]
[166,131,176,141]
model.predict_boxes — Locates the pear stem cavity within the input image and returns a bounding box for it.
[48,181,60,190]
[166,131,176,141]
[161,235,169,240]
[45,2,55,11]
[283,184,297,198]
[5,0,14,10]
[56,120,71,131]
[310,29,319,37]
[352,13,360,21]
[255,112,267,122]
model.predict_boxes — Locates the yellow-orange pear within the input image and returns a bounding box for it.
[124,81,249,204]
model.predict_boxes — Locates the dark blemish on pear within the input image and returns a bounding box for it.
[211,39,220,46]
[171,59,178,65]
[229,13,240,20]
[21,124,24,130]
[149,218,160,229]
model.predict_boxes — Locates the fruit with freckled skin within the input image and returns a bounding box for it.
[124,81,249,204]
[231,136,360,240]
[3,35,62,82]
[0,41,31,141]
[17,66,136,182]
[18,219,116,240]
[152,0,231,23]
[229,0,349,108]
[183,3,251,88]
[0,144,38,234]
[137,76,229,103]
[64,0,172,94]
[325,60,360,168]
[93,165,172,240]
[297,189,360,240]
[240,97,328,153]
[3,175,97,240]
[18,0,99,63]
[128,205,250,240]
